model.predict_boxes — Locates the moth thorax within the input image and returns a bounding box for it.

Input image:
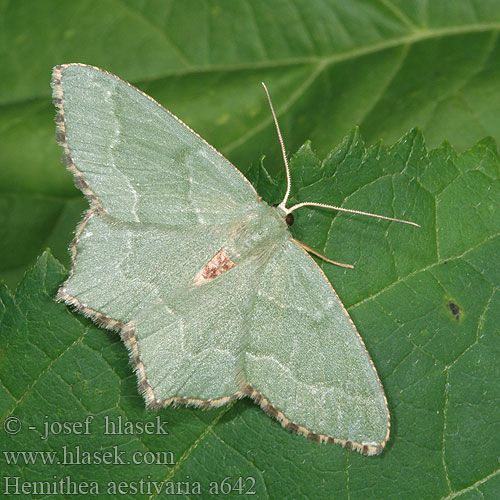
[227,203,289,262]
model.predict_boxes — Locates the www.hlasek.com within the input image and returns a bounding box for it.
[4,444,174,466]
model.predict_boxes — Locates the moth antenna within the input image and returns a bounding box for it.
[261,82,291,210]
[261,84,419,229]
[287,201,420,227]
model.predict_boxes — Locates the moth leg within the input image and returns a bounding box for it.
[291,238,354,269]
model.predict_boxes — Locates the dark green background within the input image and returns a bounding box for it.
[1,1,499,498]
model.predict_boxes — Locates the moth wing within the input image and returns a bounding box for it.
[53,63,262,407]
[54,62,259,345]
[126,257,266,407]
[52,64,258,225]
[243,240,390,455]
[58,210,238,325]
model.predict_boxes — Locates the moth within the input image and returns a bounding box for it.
[52,64,418,455]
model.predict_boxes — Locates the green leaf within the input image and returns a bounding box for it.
[3,0,500,286]
[1,131,499,498]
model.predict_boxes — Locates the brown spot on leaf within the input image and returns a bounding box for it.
[191,249,235,286]
[448,302,461,320]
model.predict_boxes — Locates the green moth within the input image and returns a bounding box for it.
[52,64,417,455]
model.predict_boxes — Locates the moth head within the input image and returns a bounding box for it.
[272,203,294,226]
